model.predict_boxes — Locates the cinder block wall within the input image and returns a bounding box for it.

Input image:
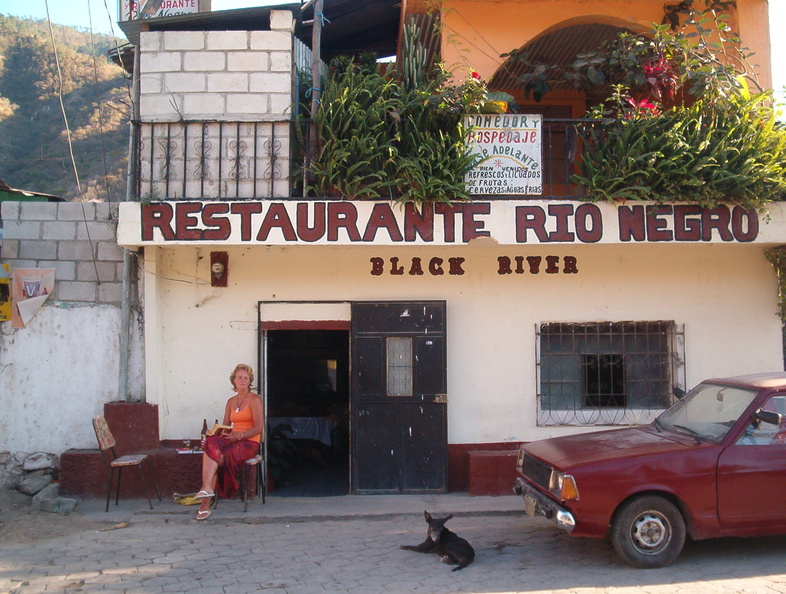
[1,201,124,304]
[138,18,294,121]
[136,10,294,199]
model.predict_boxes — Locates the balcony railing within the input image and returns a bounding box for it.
[132,119,295,201]
[131,118,594,201]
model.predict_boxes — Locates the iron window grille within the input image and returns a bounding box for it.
[536,321,685,426]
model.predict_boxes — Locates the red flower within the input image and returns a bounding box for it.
[471,71,481,80]
[625,97,661,117]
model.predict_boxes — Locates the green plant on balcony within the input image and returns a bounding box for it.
[506,4,786,208]
[577,81,786,207]
[307,23,487,204]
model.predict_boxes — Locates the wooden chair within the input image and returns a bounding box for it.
[214,448,266,512]
[92,415,162,512]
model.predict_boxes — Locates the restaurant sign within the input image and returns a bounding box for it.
[118,200,776,247]
[119,0,200,21]
[464,114,542,195]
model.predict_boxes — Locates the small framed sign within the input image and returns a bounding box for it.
[464,114,543,196]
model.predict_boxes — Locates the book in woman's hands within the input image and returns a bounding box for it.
[207,423,232,436]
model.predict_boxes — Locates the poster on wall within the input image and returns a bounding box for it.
[464,114,543,196]
[0,264,9,321]
[11,268,54,328]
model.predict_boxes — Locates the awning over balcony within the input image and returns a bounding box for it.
[116,0,401,63]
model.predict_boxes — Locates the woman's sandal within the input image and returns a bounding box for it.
[196,509,211,521]
[193,490,215,500]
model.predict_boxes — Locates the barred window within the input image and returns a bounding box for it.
[537,321,685,426]
[387,337,413,396]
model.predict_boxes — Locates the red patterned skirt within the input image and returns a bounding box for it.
[203,436,260,498]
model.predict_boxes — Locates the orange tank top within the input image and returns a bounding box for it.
[230,404,261,442]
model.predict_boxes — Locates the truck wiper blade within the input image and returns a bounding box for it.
[672,424,706,443]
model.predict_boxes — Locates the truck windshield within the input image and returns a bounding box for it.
[657,382,758,443]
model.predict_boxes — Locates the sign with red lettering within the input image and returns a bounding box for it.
[367,255,581,277]
[118,200,774,247]
[119,0,199,21]
[464,114,542,195]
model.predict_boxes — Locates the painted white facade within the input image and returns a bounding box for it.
[124,221,782,444]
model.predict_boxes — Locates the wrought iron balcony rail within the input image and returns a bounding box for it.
[131,118,596,201]
[131,119,296,201]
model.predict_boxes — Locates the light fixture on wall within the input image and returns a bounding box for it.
[210,251,228,287]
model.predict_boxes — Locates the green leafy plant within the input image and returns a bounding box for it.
[766,247,786,322]
[306,23,485,205]
[503,2,751,105]
[506,4,786,208]
[574,83,786,207]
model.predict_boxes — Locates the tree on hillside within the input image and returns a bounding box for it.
[0,15,129,201]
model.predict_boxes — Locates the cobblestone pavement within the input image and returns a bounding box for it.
[2,495,786,593]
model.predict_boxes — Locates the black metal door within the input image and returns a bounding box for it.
[351,301,447,493]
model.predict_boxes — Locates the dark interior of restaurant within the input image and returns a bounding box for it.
[265,330,350,496]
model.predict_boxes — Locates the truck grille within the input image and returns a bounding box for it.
[521,453,552,491]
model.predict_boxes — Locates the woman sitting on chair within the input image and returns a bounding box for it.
[195,363,264,521]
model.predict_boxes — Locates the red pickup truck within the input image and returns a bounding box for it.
[513,372,786,567]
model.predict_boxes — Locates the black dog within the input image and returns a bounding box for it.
[400,511,475,571]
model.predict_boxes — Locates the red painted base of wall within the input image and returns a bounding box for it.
[60,447,202,498]
[62,402,269,499]
[449,442,522,496]
[65,403,521,497]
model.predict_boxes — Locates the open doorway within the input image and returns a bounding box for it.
[265,329,350,496]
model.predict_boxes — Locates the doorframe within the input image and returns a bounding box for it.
[257,301,352,493]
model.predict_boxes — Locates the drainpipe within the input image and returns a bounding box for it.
[118,37,142,403]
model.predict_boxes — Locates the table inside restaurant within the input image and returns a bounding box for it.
[268,417,337,447]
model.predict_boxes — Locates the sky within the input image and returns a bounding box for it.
[0,0,784,101]
[0,1,273,37]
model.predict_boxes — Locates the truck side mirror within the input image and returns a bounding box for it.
[753,408,782,427]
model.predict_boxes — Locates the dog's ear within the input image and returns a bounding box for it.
[424,511,432,522]
[445,514,453,522]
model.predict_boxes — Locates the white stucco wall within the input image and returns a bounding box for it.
[0,302,145,454]
[142,241,782,444]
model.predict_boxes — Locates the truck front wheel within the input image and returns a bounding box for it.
[611,495,686,568]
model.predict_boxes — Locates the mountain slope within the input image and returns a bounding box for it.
[0,15,130,201]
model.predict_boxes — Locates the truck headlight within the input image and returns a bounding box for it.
[549,470,579,501]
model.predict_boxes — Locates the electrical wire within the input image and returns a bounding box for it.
[44,0,100,285]
[43,1,81,195]
[86,0,113,202]
[102,0,134,108]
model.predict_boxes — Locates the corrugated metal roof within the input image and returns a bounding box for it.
[117,0,401,61]
[0,179,64,202]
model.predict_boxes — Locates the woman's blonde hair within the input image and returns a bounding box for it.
[229,364,255,391]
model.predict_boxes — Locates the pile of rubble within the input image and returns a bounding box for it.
[1,451,76,514]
